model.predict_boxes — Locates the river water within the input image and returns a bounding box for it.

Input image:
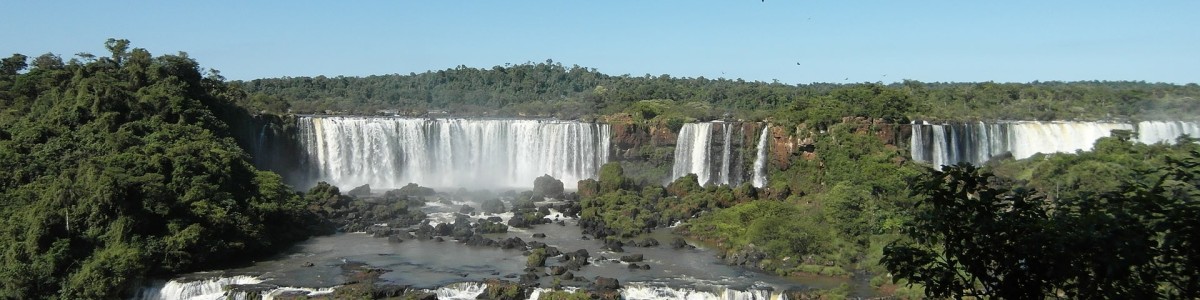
[134,195,853,300]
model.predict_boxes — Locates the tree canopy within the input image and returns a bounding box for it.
[0,40,319,298]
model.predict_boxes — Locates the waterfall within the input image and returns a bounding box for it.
[297,116,610,189]
[1137,121,1200,144]
[618,284,787,300]
[430,281,489,299]
[910,120,1200,169]
[131,275,335,300]
[671,122,752,186]
[751,125,771,188]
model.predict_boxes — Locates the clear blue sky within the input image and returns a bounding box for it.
[3,1,1197,84]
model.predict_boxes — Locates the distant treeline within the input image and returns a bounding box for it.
[237,61,1200,125]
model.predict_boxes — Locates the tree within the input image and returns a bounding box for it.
[884,158,1200,299]
[0,53,27,75]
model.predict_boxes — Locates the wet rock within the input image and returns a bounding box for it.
[619,254,643,263]
[724,244,767,267]
[627,263,640,270]
[640,264,650,270]
[533,175,565,198]
[670,237,690,249]
[560,272,574,281]
[464,235,497,247]
[519,273,541,287]
[592,277,621,293]
[301,261,314,267]
[409,292,437,300]
[499,237,526,249]
[486,216,503,223]
[372,284,408,298]
[604,239,625,252]
[567,249,590,261]
[543,246,561,257]
[532,233,546,238]
[433,237,444,242]
[548,266,567,276]
[634,238,660,247]
[434,223,453,236]
[387,236,403,243]
[480,198,507,214]
[527,241,547,249]
[348,184,371,197]
[458,204,475,215]
[565,259,588,271]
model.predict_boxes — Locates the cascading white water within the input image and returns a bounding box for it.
[132,275,335,300]
[618,284,787,300]
[751,125,771,188]
[132,276,262,300]
[671,122,756,186]
[910,120,1200,169]
[430,281,489,299]
[1137,121,1200,144]
[298,116,610,189]
[673,123,716,185]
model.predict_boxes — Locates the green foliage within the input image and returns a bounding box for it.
[885,147,1200,299]
[597,163,627,194]
[526,248,547,268]
[0,41,317,299]
[239,61,1200,121]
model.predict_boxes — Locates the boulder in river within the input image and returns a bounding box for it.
[592,277,621,293]
[620,254,643,263]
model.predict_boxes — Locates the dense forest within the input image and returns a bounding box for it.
[238,61,1200,125]
[0,40,324,298]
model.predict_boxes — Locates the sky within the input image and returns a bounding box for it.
[2,1,1197,84]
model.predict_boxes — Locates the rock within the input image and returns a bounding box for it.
[387,236,403,243]
[568,249,590,261]
[532,233,546,238]
[458,204,475,214]
[301,261,314,267]
[548,266,567,276]
[480,198,507,214]
[543,246,561,257]
[640,264,650,270]
[499,237,526,249]
[627,263,640,270]
[433,237,444,242]
[670,237,689,249]
[519,273,540,287]
[486,216,503,223]
[527,241,547,249]
[347,184,371,197]
[527,249,548,268]
[372,284,408,298]
[434,223,453,236]
[593,277,621,293]
[604,239,625,252]
[533,175,565,198]
[635,238,660,247]
[560,272,574,280]
[503,273,518,278]
[463,235,497,247]
[410,292,437,300]
[620,254,643,263]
